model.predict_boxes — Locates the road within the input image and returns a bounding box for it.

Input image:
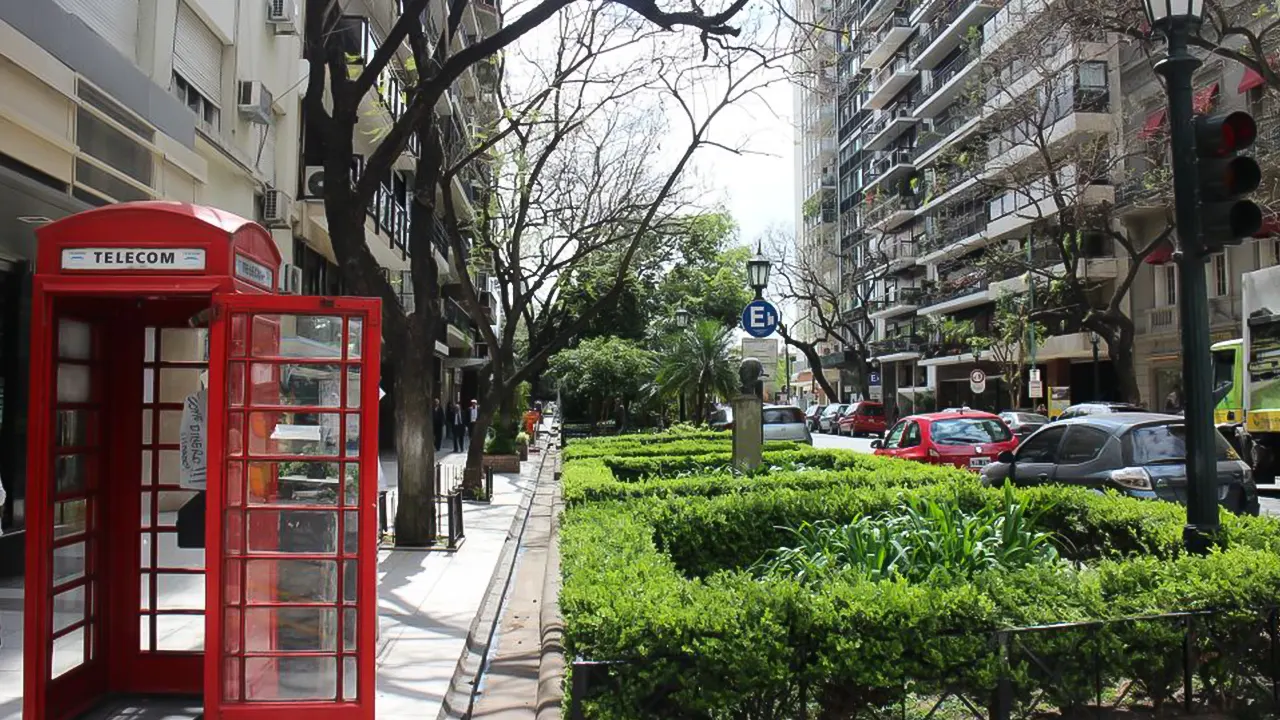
[811,430,1280,517]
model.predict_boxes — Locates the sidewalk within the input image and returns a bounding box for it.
[0,450,540,720]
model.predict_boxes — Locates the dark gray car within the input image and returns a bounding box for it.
[980,413,1259,515]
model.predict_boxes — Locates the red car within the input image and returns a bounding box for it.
[871,410,1019,471]
[837,401,887,437]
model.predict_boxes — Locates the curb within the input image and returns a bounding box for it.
[535,460,565,720]
[436,446,552,720]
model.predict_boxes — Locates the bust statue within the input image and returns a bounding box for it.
[739,357,763,394]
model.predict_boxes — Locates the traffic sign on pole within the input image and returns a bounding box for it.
[969,368,987,394]
[741,299,779,338]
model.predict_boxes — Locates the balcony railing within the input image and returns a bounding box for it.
[870,147,914,175]
[914,108,977,159]
[881,239,917,262]
[867,103,915,137]
[864,194,919,227]
[874,11,912,43]
[870,55,913,93]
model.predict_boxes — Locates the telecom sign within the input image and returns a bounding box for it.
[969,368,987,394]
[741,299,779,338]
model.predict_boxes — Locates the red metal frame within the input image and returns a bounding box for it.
[21,202,385,720]
[205,295,381,720]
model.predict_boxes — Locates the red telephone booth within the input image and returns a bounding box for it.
[22,201,381,720]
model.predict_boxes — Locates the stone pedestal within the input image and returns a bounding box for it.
[731,393,763,473]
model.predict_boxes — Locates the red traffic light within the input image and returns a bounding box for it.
[1197,111,1258,156]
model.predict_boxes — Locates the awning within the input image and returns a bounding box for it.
[1239,57,1275,93]
[1144,239,1175,265]
[1193,82,1219,114]
[1138,108,1167,139]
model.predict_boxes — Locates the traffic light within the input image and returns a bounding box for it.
[1196,111,1263,254]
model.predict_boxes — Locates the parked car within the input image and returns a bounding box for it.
[1053,402,1148,421]
[980,413,1259,515]
[709,406,733,430]
[818,403,848,433]
[804,404,826,431]
[1000,411,1050,438]
[764,405,814,444]
[838,401,886,437]
[871,411,1019,470]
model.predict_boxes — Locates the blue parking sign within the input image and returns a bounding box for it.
[741,299,779,338]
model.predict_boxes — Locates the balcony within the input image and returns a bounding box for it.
[1114,170,1170,216]
[914,50,979,119]
[911,0,1000,72]
[877,238,918,271]
[870,286,927,318]
[864,148,916,192]
[864,103,919,151]
[866,12,914,69]
[912,107,979,166]
[919,272,991,315]
[866,55,919,110]
[445,299,473,347]
[870,333,928,359]
[863,0,904,30]
[865,194,919,231]
[919,206,988,262]
[986,182,1115,242]
[1144,306,1177,335]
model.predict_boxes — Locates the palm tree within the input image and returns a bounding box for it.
[658,320,739,425]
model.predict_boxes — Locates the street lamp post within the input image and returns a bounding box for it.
[1089,331,1101,401]
[1145,0,1219,553]
[747,243,772,300]
[674,307,691,423]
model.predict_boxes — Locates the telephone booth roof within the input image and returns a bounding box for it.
[35,201,281,294]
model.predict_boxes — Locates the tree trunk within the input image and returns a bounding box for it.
[780,332,839,403]
[392,329,438,547]
[1106,322,1142,405]
[464,383,501,490]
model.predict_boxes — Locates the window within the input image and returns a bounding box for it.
[901,421,922,448]
[75,108,153,188]
[884,421,907,448]
[929,418,1012,445]
[1058,426,1111,464]
[1015,426,1066,463]
[1128,423,1236,464]
[171,72,220,132]
[1158,263,1178,306]
[1208,252,1229,297]
[1078,62,1107,91]
[764,408,805,425]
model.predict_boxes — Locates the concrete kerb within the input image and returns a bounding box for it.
[535,457,565,720]
[436,446,553,720]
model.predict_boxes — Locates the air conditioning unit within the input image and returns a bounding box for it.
[303,166,325,199]
[237,81,274,125]
[262,188,292,228]
[267,0,298,34]
[280,263,302,294]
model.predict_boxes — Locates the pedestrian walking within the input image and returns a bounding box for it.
[432,398,445,452]
[450,401,466,452]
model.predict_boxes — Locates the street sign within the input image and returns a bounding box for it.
[1029,368,1041,383]
[969,368,987,394]
[1028,380,1044,399]
[741,299,779,338]
[868,371,881,386]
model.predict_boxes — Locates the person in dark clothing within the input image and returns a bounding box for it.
[432,398,445,452]
[450,401,467,452]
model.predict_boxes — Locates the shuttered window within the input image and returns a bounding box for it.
[55,0,140,61]
[173,2,224,106]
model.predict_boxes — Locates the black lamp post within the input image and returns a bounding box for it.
[747,243,772,300]
[1089,331,1101,401]
[1145,0,1219,554]
[674,308,691,422]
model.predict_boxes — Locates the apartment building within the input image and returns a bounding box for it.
[800,0,1280,417]
[791,0,844,402]
[0,0,498,568]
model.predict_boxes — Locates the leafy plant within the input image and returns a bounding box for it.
[754,484,1061,584]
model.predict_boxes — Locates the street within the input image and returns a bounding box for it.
[811,430,1280,516]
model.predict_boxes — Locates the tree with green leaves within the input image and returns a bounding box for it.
[981,293,1047,411]
[302,0,780,543]
[548,336,657,429]
[657,319,739,425]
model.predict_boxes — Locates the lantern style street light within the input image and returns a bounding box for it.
[1144,0,1218,554]
[746,243,771,299]
[674,307,691,329]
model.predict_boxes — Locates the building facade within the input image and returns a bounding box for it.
[793,0,1280,420]
[0,0,498,566]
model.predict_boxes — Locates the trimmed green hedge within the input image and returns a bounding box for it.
[561,483,1280,718]
[563,453,975,506]
[563,437,804,461]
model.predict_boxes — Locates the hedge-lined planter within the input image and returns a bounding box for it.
[561,483,1280,718]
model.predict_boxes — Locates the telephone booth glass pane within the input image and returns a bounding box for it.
[220,310,369,704]
[139,327,208,653]
[49,318,100,680]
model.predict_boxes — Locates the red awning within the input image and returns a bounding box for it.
[1193,82,1220,113]
[1138,108,1167,139]
[1143,240,1174,265]
[1254,216,1280,238]
[1240,67,1265,93]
